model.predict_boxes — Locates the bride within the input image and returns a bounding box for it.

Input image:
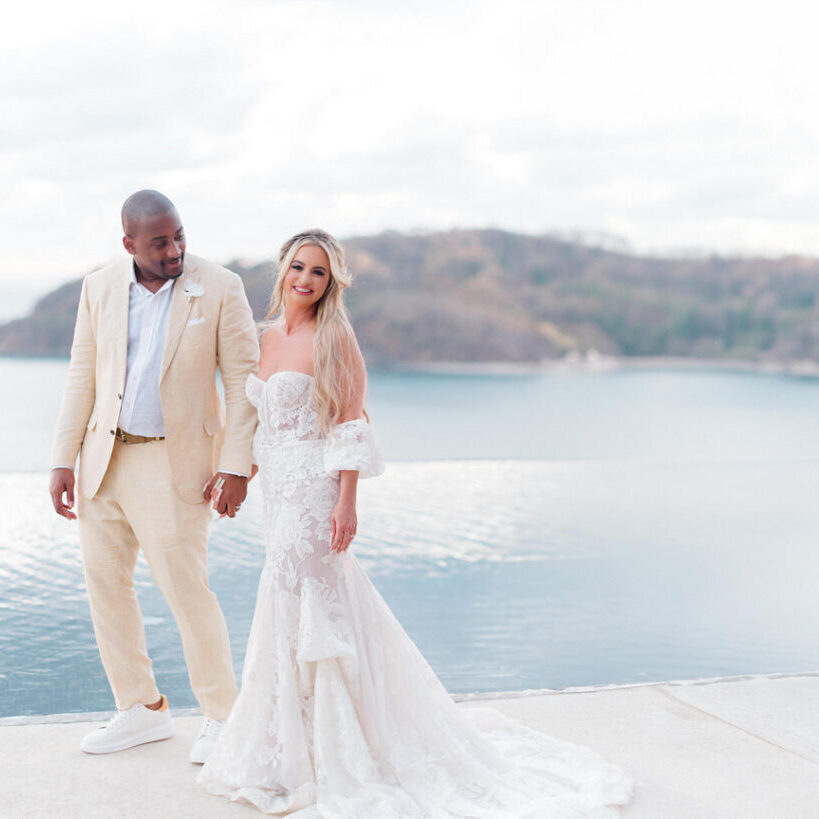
[197,229,632,817]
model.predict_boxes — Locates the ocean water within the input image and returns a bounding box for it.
[2,357,819,717]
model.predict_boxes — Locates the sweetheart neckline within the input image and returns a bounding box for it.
[249,371,314,385]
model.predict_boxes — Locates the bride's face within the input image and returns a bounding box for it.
[284,244,331,310]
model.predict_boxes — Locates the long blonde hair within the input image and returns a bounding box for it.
[266,229,360,431]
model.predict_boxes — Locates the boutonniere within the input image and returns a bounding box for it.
[184,281,205,302]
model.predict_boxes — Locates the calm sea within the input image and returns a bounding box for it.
[2,357,819,718]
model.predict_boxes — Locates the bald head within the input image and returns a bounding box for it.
[121,190,186,285]
[121,190,178,236]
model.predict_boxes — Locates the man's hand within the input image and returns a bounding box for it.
[204,472,248,518]
[49,468,77,520]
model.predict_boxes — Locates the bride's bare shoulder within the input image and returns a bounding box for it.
[258,324,286,369]
[260,324,285,348]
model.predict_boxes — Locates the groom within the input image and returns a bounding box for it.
[49,190,259,762]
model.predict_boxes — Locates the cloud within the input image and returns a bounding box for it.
[2,0,819,311]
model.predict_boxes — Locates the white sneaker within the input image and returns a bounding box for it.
[81,696,173,754]
[190,716,225,764]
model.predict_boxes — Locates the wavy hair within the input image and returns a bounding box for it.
[266,229,360,431]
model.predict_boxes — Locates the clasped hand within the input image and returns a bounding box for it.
[203,472,249,518]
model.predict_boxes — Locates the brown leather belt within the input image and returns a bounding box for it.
[115,428,165,444]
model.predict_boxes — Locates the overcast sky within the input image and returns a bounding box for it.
[2,0,819,318]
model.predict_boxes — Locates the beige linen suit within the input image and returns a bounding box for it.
[51,253,259,718]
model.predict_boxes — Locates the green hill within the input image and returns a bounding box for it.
[2,229,818,365]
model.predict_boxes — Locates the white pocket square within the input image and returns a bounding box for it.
[187,316,206,326]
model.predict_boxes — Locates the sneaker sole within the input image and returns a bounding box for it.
[81,724,174,755]
[190,741,217,765]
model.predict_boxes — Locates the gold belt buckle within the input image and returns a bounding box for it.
[116,428,164,444]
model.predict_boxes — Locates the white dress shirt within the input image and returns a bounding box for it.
[118,266,175,436]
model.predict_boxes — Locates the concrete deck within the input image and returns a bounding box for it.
[2,672,819,817]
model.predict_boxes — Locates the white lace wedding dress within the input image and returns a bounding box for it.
[198,371,632,817]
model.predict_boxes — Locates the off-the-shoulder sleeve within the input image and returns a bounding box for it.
[323,419,385,479]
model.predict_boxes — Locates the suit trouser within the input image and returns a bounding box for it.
[77,438,238,719]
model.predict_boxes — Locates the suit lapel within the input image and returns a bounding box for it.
[160,261,197,382]
[112,260,132,389]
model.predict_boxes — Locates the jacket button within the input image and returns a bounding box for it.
[117,393,122,400]
[110,429,116,435]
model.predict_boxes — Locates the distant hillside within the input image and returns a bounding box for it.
[2,229,819,365]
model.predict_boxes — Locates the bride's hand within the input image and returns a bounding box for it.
[330,498,357,553]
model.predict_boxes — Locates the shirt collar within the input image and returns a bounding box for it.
[130,261,177,295]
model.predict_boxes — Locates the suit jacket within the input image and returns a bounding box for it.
[51,253,260,504]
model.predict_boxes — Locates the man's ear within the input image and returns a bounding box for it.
[122,235,136,255]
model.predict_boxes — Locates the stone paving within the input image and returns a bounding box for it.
[2,673,819,817]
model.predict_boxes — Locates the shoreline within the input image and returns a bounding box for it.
[390,353,819,378]
[3,351,819,379]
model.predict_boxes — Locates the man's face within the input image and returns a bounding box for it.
[122,210,186,281]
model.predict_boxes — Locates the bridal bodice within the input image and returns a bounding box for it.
[245,371,384,479]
